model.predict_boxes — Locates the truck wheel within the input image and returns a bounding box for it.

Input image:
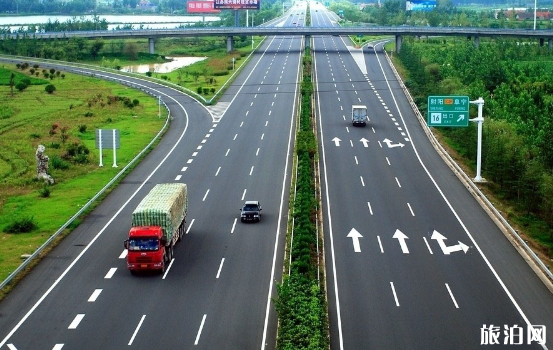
[178,224,184,242]
[166,244,173,262]
[161,259,166,274]
[130,270,137,276]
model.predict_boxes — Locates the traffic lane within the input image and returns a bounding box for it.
[369,43,553,344]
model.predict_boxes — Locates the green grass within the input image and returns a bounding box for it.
[0,67,49,86]
[0,64,165,283]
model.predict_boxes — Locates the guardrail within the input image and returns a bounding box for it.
[0,69,172,291]
[384,49,553,283]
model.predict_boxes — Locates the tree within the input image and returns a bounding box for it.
[45,84,56,94]
[90,39,104,60]
[15,82,28,91]
[124,42,138,60]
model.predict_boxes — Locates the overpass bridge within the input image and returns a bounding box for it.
[3,26,553,53]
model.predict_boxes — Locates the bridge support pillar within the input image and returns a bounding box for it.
[474,36,480,48]
[549,38,552,51]
[148,38,155,54]
[395,35,402,54]
[227,35,234,53]
[540,37,545,46]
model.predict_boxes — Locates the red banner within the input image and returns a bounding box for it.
[187,1,221,13]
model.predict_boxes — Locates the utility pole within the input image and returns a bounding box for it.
[533,0,537,30]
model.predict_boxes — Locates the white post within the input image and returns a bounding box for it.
[246,9,249,27]
[534,0,537,30]
[98,129,103,167]
[158,95,161,118]
[112,129,118,168]
[469,97,485,182]
[232,57,235,70]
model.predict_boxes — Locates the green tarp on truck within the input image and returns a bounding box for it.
[131,183,188,240]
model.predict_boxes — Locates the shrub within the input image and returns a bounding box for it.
[49,68,55,75]
[50,155,69,169]
[21,78,31,86]
[50,142,60,149]
[197,86,203,94]
[33,64,39,69]
[210,88,215,93]
[133,99,139,106]
[15,82,28,91]
[56,71,60,77]
[161,75,168,80]
[16,63,21,69]
[64,142,90,164]
[45,84,56,94]
[39,187,51,198]
[105,117,113,123]
[29,68,35,75]
[203,88,209,94]
[44,72,49,79]
[5,217,37,233]
[84,112,93,117]
[78,124,87,133]
[35,72,39,77]
[30,133,41,139]
[146,71,152,77]
[61,74,65,79]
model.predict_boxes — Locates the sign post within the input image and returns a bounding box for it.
[427,95,469,127]
[469,97,485,182]
[95,129,120,167]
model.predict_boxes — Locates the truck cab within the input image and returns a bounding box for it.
[124,226,168,274]
[352,105,368,126]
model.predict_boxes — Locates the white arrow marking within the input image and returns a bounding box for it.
[360,138,369,147]
[392,229,409,254]
[431,230,470,255]
[7,344,17,350]
[332,137,341,147]
[383,138,405,148]
[457,114,465,122]
[347,228,363,253]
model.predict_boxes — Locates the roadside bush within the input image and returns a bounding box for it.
[15,82,28,91]
[5,217,37,233]
[50,155,69,169]
[30,133,40,139]
[84,112,93,117]
[197,86,203,94]
[61,74,65,79]
[203,88,209,94]
[161,75,168,80]
[49,68,55,75]
[50,142,60,149]
[21,78,31,86]
[146,71,152,77]
[64,142,90,164]
[78,124,87,133]
[210,88,215,93]
[133,99,139,106]
[38,187,51,198]
[45,84,56,94]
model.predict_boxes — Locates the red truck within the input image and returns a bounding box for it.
[124,183,188,274]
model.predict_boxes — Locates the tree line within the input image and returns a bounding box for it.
[397,37,553,255]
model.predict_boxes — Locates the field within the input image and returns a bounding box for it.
[0,63,165,283]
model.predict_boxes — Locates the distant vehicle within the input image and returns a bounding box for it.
[240,201,262,222]
[352,105,368,126]
[124,183,188,274]
[293,21,297,24]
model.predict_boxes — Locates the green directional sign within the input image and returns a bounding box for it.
[427,95,469,127]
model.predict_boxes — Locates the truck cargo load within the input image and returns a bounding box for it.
[352,105,368,126]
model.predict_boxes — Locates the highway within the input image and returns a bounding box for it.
[310,2,553,349]
[0,5,306,350]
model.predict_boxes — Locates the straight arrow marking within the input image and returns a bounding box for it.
[392,229,409,254]
[347,228,363,253]
[332,137,341,146]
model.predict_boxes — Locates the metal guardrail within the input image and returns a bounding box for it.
[384,49,553,283]
[0,69,172,291]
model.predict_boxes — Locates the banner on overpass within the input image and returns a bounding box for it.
[187,0,221,13]
[214,0,260,10]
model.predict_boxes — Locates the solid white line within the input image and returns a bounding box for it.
[250,166,254,175]
[390,282,400,306]
[162,258,174,280]
[445,283,459,308]
[104,268,117,279]
[360,176,365,187]
[367,202,373,215]
[52,345,64,350]
[395,177,401,188]
[216,258,225,279]
[233,134,237,140]
[407,203,415,216]
[354,156,358,165]
[241,189,247,200]
[261,35,303,350]
[0,76,194,349]
[175,175,182,181]
[377,236,384,253]
[256,148,260,156]
[128,315,146,345]
[68,314,85,329]
[88,289,102,302]
[231,218,237,234]
[181,166,188,172]
[202,189,209,201]
[225,148,230,156]
[7,345,17,350]
[386,157,390,166]
[215,167,221,176]
[119,249,128,259]
[423,237,433,254]
[186,219,195,234]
